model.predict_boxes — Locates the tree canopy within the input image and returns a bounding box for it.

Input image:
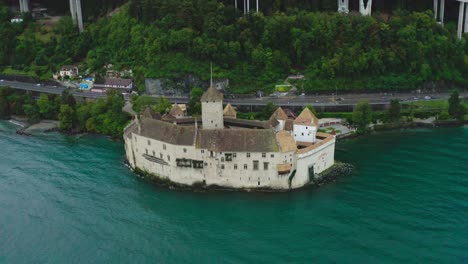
[353,100,373,133]
[0,1,466,93]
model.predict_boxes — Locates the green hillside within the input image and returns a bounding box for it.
[0,0,467,93]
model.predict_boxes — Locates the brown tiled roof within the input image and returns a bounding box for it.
[104,78,133,87]
[169,103,184,116]
[283,108,296,119]
[269,116,279,128]
[271,107,288,121]
[61,65,77,71]
[276,131,297,152]
[277,164,292,174]
[200,86,223,102]
[196,129,279,152]
[223,104,237,118]
[284,119,294,131]
[140,118,195,146]
[224,117,268,129]
[141,107,161,120]
[294,108,319,126]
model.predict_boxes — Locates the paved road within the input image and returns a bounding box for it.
[0,80,108,99]
[2,80,465,108]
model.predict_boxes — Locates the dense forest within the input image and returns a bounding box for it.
[0,0,467,93]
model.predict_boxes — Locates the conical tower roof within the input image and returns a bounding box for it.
[169,103,184,116]
[294,107,319,126]
[141,107,161,120]
[223,103,237,118]
[201,86,223,102]
[270,107,288,121]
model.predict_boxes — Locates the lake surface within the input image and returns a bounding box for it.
[0,121,467,263]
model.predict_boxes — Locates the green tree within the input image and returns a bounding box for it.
[23,103,40,122]
[58,104,75,130]
[387,99,401,122]
[352,100,373,133]
[188,87,203,116]
[448,90,465,120]
[261,102,277,120]
[61,90,76,107]
[154,96,172,114]
[37,94,51,118]
[0,96,8,117]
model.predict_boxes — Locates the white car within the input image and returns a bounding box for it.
[0,79,4,82]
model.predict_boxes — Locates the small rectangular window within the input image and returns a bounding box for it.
[271,154,274,158]
[244,164,247,170]
[152,151,155,156]
[247,153,251,158]
[201,150,205,154]
[264,162,269,170]
[221,157,225,162]
[145,149,148,155]
[148,140,151,146]
[262,153,266,158]
[233,153,237,158]
[163,144,166,150]
[160,153,163,159]
[253,161,259,171]
[221,165,225,170]
[183,148,187,153]
[234,164,238,170]
[167,155,170,161]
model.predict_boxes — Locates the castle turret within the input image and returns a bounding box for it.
[201,86,224,129]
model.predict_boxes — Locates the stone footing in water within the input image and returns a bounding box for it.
[127,160,354,192]
[312,161,354,187]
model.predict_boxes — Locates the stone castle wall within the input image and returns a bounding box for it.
[124,125,336,190]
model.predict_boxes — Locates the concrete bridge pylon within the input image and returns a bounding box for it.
[457,0,468,38]
[337,0,372,16]
[69,0,84,33]
[19,0,29,13]
[434,0,446,24]
[359,0,372,16]
[338,0,349,13]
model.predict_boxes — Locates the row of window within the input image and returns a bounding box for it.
[220,161,269,170]
[145,149,171,162]
[139,137,283,160]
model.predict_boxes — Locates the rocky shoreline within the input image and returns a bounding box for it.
[312,162,355,187]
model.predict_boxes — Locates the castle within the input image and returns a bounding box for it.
[123,86,336,190]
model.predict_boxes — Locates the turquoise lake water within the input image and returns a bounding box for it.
[0,121,467,263]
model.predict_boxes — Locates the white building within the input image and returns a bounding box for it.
[10,17,23,23]
[124,87,336,190]
[59,65,79,78]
